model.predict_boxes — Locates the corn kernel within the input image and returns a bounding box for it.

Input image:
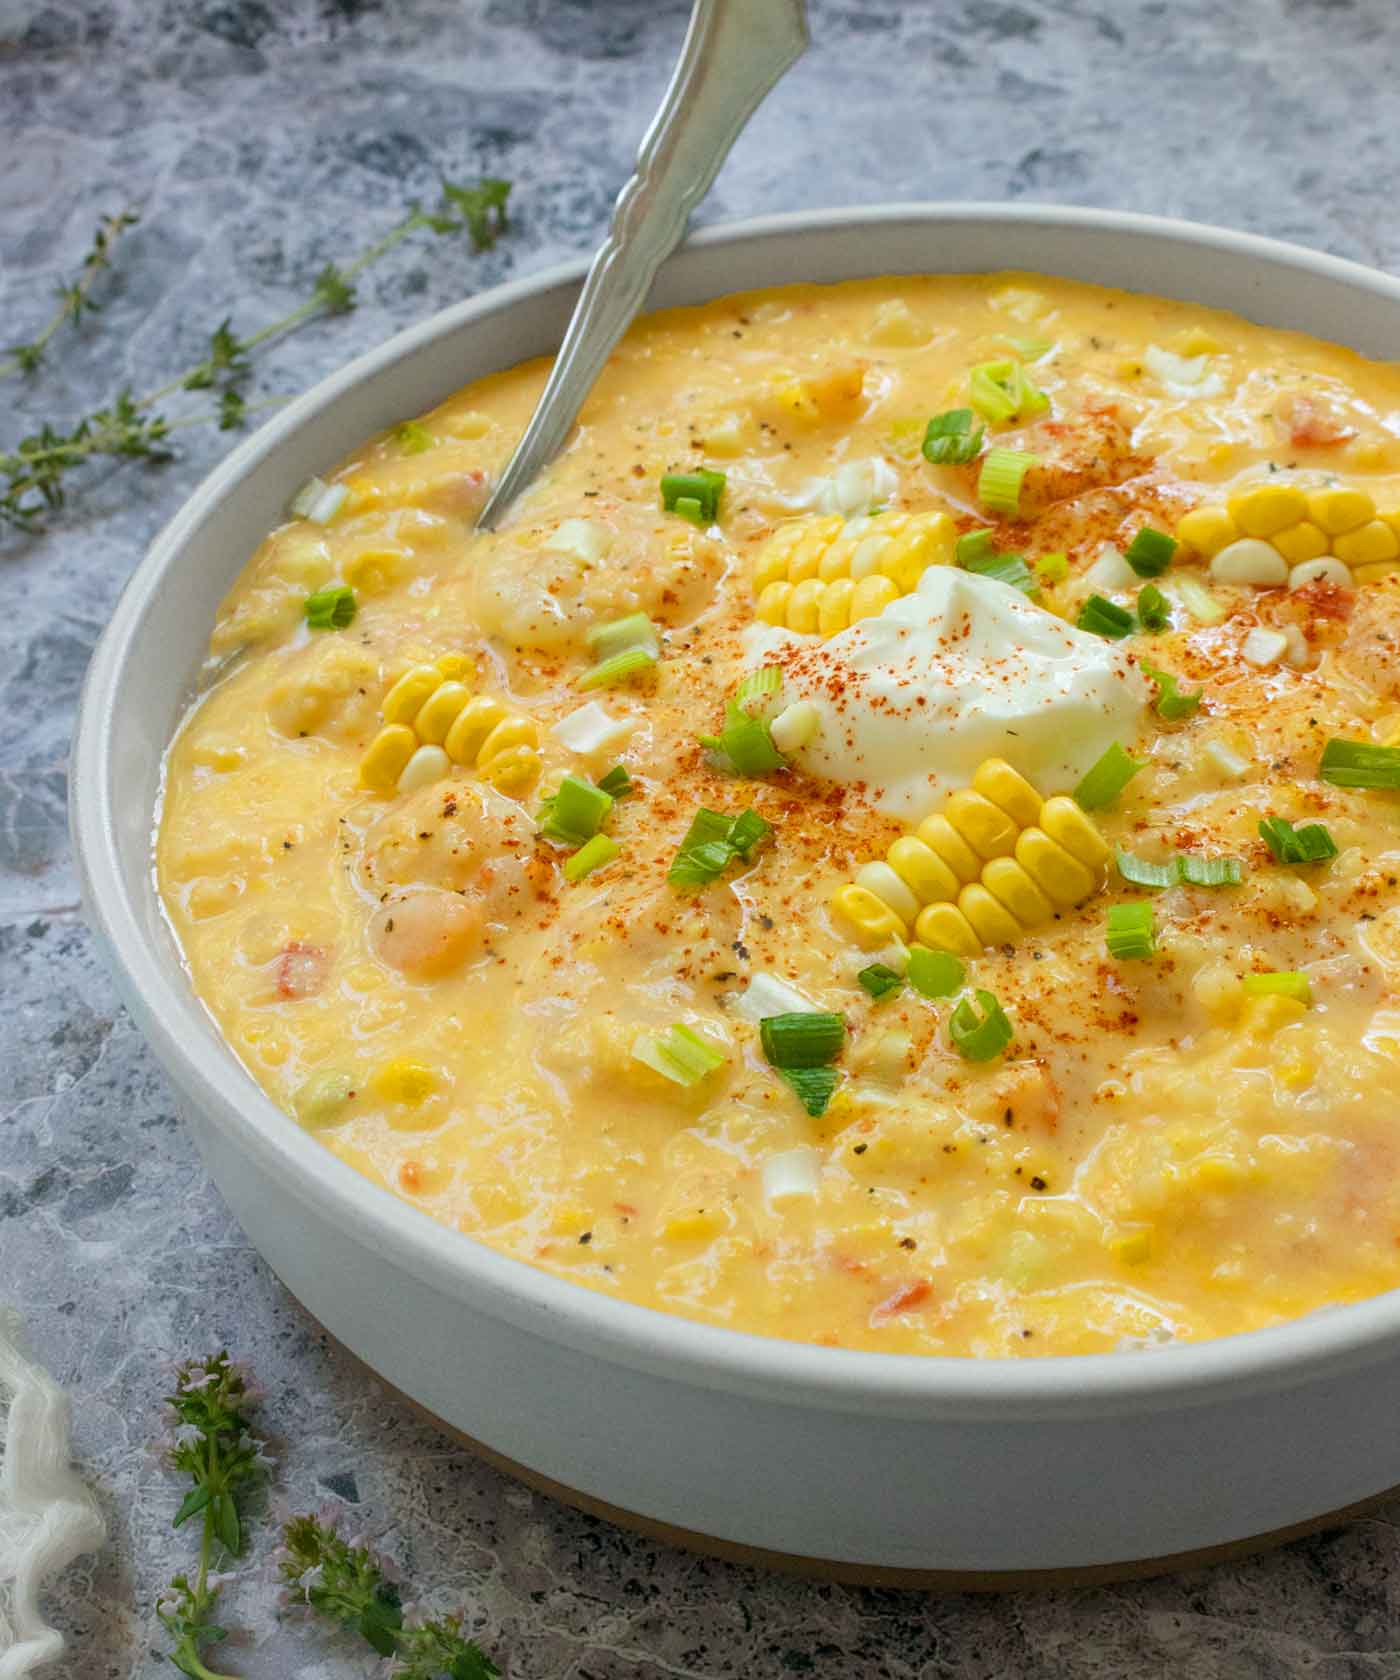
[1040,795,1110,869]
[1307,486,1375,535]
[855,860,921,924]
[1271,521,1330,564]
[772,379,821,424]
[879,511,957,589]
[370,1057,439,1105]
[831,883,908,947]
[662,1209,724,1243]
[1176,506,1238,557]
[972,757,1043,828]
[1354,560,1400,583]
[480,743,541,792]
[817,576,855,636]
[697,410,757,457]
[887,835,960,905]
[980,857,1053,927]
[1186,1156,1248,1191]
[958,882,1023,946]
[756,580,795,625]
[342,548,404,595]
[1275,1045,1315,1090]
[1014,827,1096,907]
[397,744,451,795]
[752,522,809,591]
[1239,994,1308,1037]
[788,516,845,582]
[914,813,982,883]
[360,724,418,792]
[849,574,900,623]
[944,790,1018,860]
[1229,483,1308,538]
[1116,357,1143,381]
[551,1203,593,1237]
[869,297,928,347]
[443,695,509,765]
[1332,519,1399,566]
[785,576,825,633]
[413,680,472,744]
[1109,1230,1153,1266]
[382,663,444,724]
[435,653,476,682]
[913,900,981,958]
[1172,327,1221,356]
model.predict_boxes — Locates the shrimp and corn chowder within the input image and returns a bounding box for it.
[158,273,1400,1358]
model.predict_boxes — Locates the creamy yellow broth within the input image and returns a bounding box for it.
[156,272,1400,1357]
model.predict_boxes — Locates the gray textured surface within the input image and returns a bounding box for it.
[6,0,1400,1674]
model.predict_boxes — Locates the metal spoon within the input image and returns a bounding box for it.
[476,0,808,530]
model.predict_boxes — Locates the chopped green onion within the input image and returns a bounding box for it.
[1180,854,1243,886]
[968,360,1049,425]
[586,611,659,661]
[1076,595,1136,639]
[948,989,1013,1062]
[1117,850,1244,889]
[777,1065,839,1117]
[955,528,997,566]
[597,764,633,798]
[921,408,986,465]
[858,963,904,1002]
[727,808,773,857]
[1105,902,1156,960]
[1123,526,1178,577]
[660,468,725,524]
[1174,574,1226,626]
[735,664,783,714]
[1141,662,1202,722]
[1136,582,1170,632]
[563,833,620,882]
[760,1012,845,1069]
[1241,970,1311,1004]
[906,946,965,998]
[1035,551,1069,584]
[1115,851,1179,891]
[1258,816,1337,865]
[667,806,772,889]
[1075,742,1146,810]
[394,419,434,454]
[977,448,1038,517]
[579,647,657,690]
[702,701,786,776]
[631,1023,726,1087]
[304,585,357,631]
[536,773,613,847]
[963,550,1038,595]
[1319,739,1400,789]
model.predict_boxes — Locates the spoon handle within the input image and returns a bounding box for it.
[476,0,808,529]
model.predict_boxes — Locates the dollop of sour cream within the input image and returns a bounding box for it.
[746,566,1148,816]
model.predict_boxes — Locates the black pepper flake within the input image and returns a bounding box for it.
[898,1237,916,1250]
[1030,1176,1048,1192]
[853,1143,868,1155]
[578,1231,592,1245]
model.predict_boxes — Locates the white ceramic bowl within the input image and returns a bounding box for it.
[72,206,1400,1582]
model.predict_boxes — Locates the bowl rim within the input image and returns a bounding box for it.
[72,200,1400,1422]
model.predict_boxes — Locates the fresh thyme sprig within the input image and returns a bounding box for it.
[154,1352,272,1680]
[0,176,511,532]
[276,1513,500,1680]
[0,209,140,380]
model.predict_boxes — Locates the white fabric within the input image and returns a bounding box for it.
[0,1310,105,1678]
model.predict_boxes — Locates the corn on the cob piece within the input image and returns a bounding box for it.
[1175,481,1400,587]
[831,757,1109,954]
[359,657,541,796]
[753,509,956,637]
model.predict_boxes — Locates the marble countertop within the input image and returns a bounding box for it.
[6,0,1400,1674]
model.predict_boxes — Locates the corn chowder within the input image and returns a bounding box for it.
[157,273,1400,1358]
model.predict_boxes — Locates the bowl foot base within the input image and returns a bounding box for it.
[330,1338,1396,1589]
